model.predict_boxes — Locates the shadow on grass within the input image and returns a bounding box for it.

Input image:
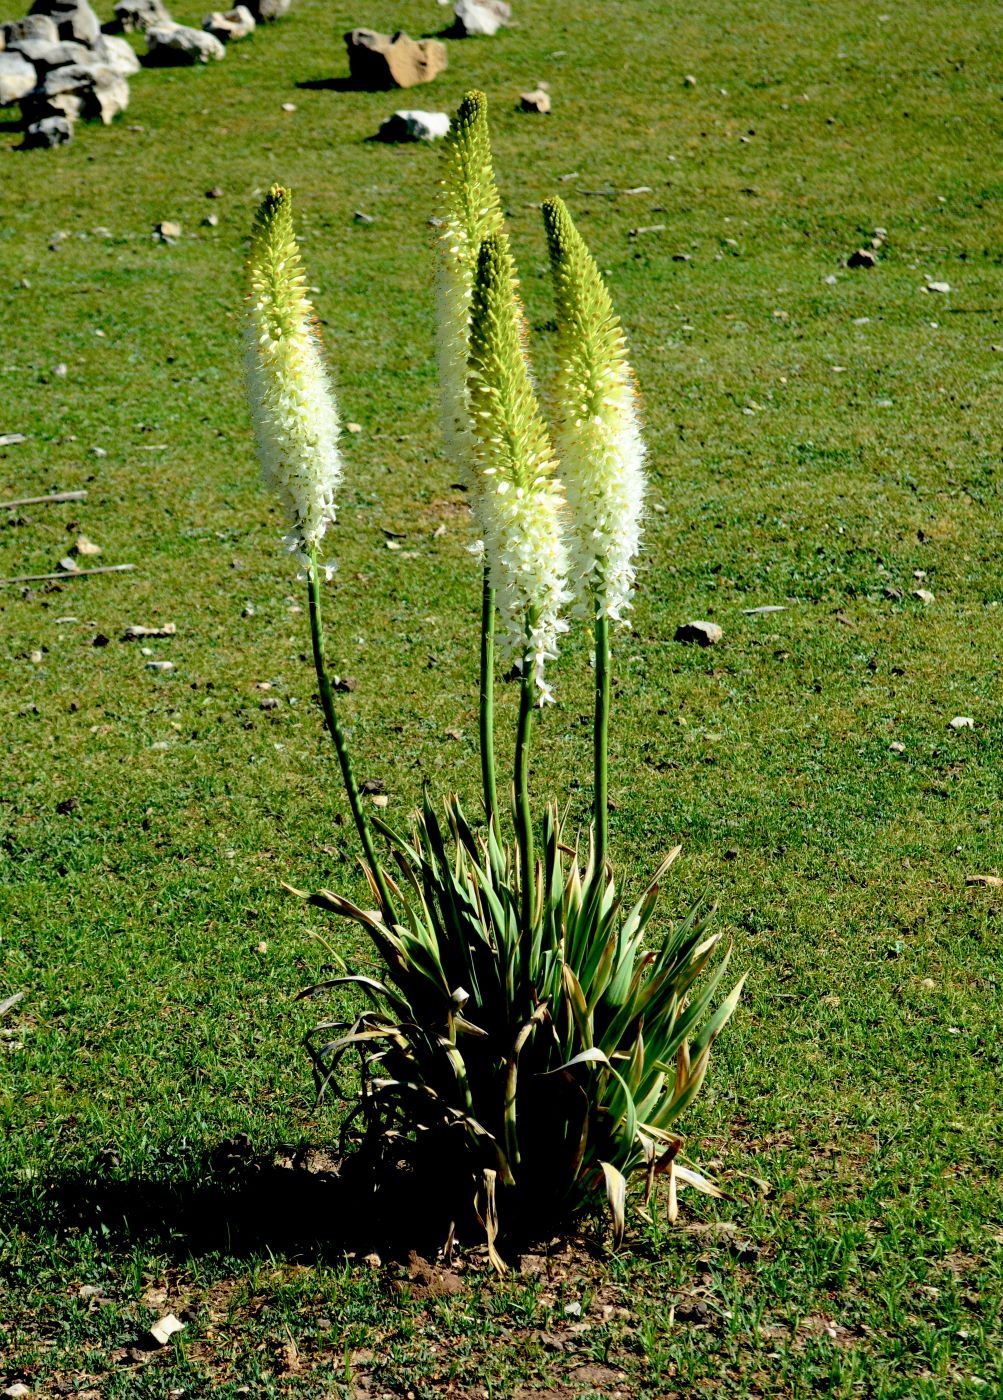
[294,76,357,92]
[4,1137,479,1264]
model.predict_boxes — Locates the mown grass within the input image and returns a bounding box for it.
[1,0,1001,1394]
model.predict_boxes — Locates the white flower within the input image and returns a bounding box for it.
[468,232,572,703]
[436,90,503,482]
[542,197,646,622]
[245,185,342,565]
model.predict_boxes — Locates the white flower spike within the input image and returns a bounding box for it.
[541,197,646,623]
[436,90,504,478]
[467,232,572,704]
[245,185,342,567]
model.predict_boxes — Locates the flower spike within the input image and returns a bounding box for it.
[541,196,646,622]
[436,90,505,476]
[245,185,342,566]
[467,231,571,704]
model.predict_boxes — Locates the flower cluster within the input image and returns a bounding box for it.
[467,233,572,703]
[542,197,646,622]
[245,185,342,566]
[436,90,503,481]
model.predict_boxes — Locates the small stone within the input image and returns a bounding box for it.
[333,675,356,692]
[256,940,268,953]
[203,5,255,41]
[20,114,73,148]
[966,874,1002,887]
[202,212,219,227]
[353,211,373,224]
[926,280,951,293]
[206,184,223,197]
[376,109,450,142]
[912,588,935,605]
[563,1301,582,1318]
[949,716,974,730]
[75,534,101,556]
[519,88,550,114]
[889,741,905,753]
[54,362,68,378]
[280,100,296,111]
[920,977,936,989]
[674,620,722,646]
[149,1314,185,1346]
[146,23,226,64]
[683,73,697,86]
[346,421,362,432]
[259,696,280,710]
[154,220,182,242]
[4,1385,32,1398]
[372,794,389,808]
[452,0,510,36]
[345,28,447,90]
[146,660,174,671]
[58,554,79,571]
[242,603,255,617]
[363,1252,381,1269]
[847,248,877,269]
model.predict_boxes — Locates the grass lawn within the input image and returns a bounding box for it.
[1,0,1002,1394]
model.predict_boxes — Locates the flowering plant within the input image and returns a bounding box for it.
[244,95,742,1263]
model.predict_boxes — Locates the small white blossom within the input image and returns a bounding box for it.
[542,197,647,622]
[245,185,342,566]
[468,233,572,703]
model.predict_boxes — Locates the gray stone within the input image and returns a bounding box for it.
[1,14,59,47]
[145,22,225,62]
[8,36,92,71]
[452,0,509,36]
[244,0,288,18]
[344,28,447,89]
[95,33,140,74]
[674,620,723,646]
[0,51,36,104]
[24,62,128,123]
[28,0,101,46]
[20,112,73,145]
[376,108,449,141]
[202,5,254,41]
[110,0,171,32]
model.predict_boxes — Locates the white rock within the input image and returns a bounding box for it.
[146,22,225,63]
[149,1313,185,1345]
[96,33,141,75]
[146,660,174,671]
[949,716,974,730]
[452,0,510,36]
[377,108,449,141]
[912,588,935,605]
[674,620,723,646]
[203,5,255,41]
[519,87,550,114]
[2,14,59,46]
[21,113,72,145]
[0,52,36,105]
[29,63,129,124]
[926,281,951,293]
[28,0,101,46]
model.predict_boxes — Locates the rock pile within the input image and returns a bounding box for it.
[2,0,290,148]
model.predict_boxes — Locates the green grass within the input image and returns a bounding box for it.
[2,0,1002,1394]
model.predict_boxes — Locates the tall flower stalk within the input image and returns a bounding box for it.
[467,231,571,926]
[245,185,396,920]
[542,197,647,871]
[436,91,504,830]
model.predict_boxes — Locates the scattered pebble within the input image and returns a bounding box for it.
[346,422,363,433]
[519,88,551,114]
[674,620,722,646]
[889,741,905,753]
[149,1314,185,1347]
[683,73,697,86]
[966,874,1002,887]
[146,660,174,672]
[925,280,951,293]
[949,716,974,730]
[847,248,877,269]
[75,535,102,556]
[281,101,296,112]
[202,213,219,228]
[54,362,68,378]
[912,588,935,605]
[372,794,389,808]
[154,221,182,243]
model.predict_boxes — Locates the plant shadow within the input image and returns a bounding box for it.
[294,75,357,92]
[6,1137,482,1264]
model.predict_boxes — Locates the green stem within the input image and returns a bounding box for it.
[306,554,397,923]
[514,664,535,936]
[594,610,610,872]
[479,563,498,831]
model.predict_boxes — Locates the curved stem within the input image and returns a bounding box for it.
[479,563,498,831]
[514,664,535,937]
[594,611,610,872]
[306,554,397,923]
